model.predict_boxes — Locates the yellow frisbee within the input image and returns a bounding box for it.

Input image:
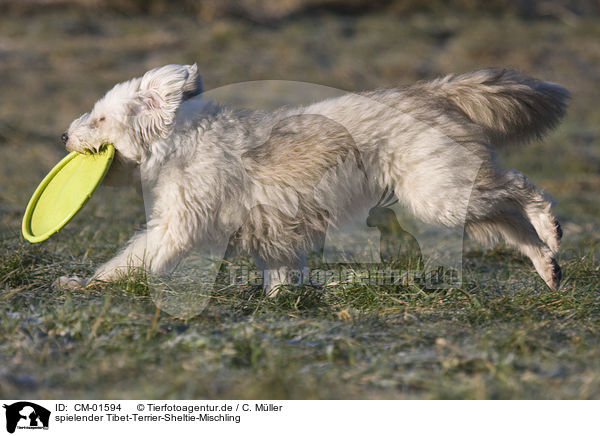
[22,145,115,243]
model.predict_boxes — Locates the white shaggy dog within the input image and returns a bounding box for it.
[62,64,568,294]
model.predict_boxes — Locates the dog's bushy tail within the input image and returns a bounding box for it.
[429,68,569,145]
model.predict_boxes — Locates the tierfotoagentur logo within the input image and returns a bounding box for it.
[3,402,50,434]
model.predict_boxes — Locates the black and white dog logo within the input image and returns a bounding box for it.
[3,402,50,434]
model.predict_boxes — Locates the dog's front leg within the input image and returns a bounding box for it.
[255,252,307,297]
[55,218,188,289]
[91,229,152,282]
[91,217,193,283]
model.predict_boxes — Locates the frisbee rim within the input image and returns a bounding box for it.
[22,145,115,243]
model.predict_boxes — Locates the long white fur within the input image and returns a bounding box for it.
[62,64,568,293]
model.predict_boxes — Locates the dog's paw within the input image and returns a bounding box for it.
[548,258,562,291]
[530,249,562,291]
[537,258,562,291]
[53,275,89,290]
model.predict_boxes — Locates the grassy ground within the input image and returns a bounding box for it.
[1,8,599,399]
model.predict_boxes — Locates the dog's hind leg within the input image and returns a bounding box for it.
[465,211,561,290]
[504,170,563,254]
[465,169,562,290]
[388,153,562,289]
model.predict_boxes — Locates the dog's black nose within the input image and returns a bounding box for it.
[61,132,68,143]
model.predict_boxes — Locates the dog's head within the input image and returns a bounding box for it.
[63,64,202,163]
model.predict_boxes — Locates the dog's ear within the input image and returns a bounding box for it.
[133,64,201,142]
[182,63,203,100]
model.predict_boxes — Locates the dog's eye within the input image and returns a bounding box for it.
[92,116,106,128]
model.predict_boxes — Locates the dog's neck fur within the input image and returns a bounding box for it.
[138,98,215,182]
